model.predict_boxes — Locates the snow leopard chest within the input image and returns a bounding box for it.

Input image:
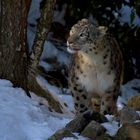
[69,51,116,96]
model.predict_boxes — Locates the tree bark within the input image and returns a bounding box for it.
[0,0,31,93]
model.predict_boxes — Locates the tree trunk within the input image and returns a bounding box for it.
[0,0,63,113]
[0,0,30,93]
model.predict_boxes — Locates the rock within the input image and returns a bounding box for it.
[128,95,140,111]
[83,111,108,123]
[48,113,93,140]
[118,106,140,124]
[95,134,113,140]
[49,111,108,140]
[66,114,89,132]
[66,111,107,133]
[114,122,140,140]
[48,128,77,140]
[81,120,106,139]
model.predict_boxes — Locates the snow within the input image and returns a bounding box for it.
[0,79,13,87]
[0,78,140,139]
[40,41,71,72]
[137,111,140,116]
[117,96,126,111]
[27,0,41,52]
[120,79,140,103]
[0,79,73,140]
[36,75,75,115]
[119,4,140,26]
[27,0,41,25]
[53,3,67,26]
[0,79,90,140]
[63,134,89,140]
[101,115,120,136]
[101,121,120,136]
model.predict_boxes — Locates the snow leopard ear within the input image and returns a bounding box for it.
[98,26,108,35]
[81,18,89,23]
[79,18,89,26]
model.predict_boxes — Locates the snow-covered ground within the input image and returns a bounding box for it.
[0,78,140,140]
[0,79,66,140]
[0,79,88,140]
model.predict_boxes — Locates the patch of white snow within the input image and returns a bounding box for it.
[120,79,140,103]
[0,79,72,140]
[119,4,140,26]
[101,115,120,136]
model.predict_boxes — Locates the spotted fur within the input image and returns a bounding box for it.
[67,19,123,115]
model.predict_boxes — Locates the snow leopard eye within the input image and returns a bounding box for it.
[79,32,85,38]
[79,27,89,38]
